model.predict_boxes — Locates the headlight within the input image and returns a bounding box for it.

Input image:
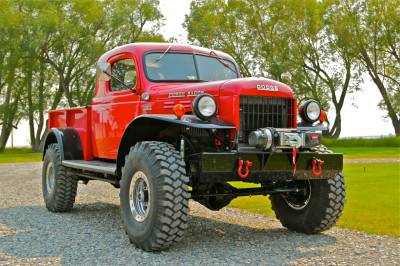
[192,94,217,120]
[299,100,321,123]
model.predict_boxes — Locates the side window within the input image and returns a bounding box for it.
[110,58,136,92]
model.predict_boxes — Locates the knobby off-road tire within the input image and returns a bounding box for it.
[120,141,190,251]
[270,145,345,234]
[42,143,78,212]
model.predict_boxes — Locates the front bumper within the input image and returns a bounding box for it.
[188,151,343,184]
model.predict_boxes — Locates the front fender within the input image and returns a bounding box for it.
[135,114,235,129]
[116,114,235,175]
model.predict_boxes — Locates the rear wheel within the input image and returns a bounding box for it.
[270,173,345,233]
[120,141,190,251]
[42,143,78,212]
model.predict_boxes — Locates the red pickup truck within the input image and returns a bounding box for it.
[42,43,345,251]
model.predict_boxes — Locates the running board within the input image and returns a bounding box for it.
[62,160,116,175]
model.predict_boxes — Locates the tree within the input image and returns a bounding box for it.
[0,0,25,151]
[0,0,165,151]
[281,0,362,137]
[185,0,255,76]
[185,0,362,137]
[342,0,399,135]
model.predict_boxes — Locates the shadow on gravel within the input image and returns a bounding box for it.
[0,203,337,265]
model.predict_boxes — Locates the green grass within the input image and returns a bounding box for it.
[331,146,400,159]
[322,136,400,147]
[229,162,400,237]
[0,148,42,163]
[323,137,400,159]
[1,137,398,163]
[3,146,396,163]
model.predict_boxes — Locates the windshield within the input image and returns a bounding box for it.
[144,52,238,82]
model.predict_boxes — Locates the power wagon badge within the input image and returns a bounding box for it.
[169,90,204,98]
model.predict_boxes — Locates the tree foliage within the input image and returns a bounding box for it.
[338,0,400,135]
[0,0,164,151]
[186,0,399,137]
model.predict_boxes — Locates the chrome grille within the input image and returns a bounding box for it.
[239,96,295,141]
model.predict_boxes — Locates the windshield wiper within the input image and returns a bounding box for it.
[209,50,237,75]
[155,44,173,62]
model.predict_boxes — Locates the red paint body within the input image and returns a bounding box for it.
[48,43,297,161]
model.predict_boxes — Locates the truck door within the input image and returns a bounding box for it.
[92,54,140,159]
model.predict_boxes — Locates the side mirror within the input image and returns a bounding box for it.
[96,62,111,81]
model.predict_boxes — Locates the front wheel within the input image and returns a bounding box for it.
[270,173,345,234]
[120,141,190,251]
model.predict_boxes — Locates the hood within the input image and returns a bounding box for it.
[145,78,295,122]
[148,77,295,100]
[219,77,294,98]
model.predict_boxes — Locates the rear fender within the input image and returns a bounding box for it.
[116,115,234,175]
[42,128,83,161]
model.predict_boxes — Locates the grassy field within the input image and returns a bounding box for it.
[4,146,394,162]
[331,146,399,159]
[229,162,400,237]
[1,137,398,164]
[0,148,41,163]
[324,136,400,159]
[322,136,400,147]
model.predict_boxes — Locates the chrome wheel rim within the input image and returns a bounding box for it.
[46,162,55,193]
[282,180,312,210]
[129,171,151,222]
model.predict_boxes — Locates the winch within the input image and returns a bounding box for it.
[248,127,322,150]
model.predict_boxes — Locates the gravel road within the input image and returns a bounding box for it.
[0,162,399,265]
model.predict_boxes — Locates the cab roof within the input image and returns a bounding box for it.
[98,42,236,64]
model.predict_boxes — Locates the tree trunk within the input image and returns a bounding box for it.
[59,73,75,107]
[328,62,351,138]
[329,112,342,138]
[0,58,19,152]
[51,83,64,110]
[26,60,37,151]
[360,48,400,136]
[32,60,46,152]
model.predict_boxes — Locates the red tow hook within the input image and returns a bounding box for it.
[237,159,253,179]
[312,158,324,177]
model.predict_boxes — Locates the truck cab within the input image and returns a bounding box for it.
[42,43,345,252]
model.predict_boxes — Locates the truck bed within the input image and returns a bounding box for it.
[48,106,93,160]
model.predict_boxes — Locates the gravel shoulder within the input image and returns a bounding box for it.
[0,162,399,265]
